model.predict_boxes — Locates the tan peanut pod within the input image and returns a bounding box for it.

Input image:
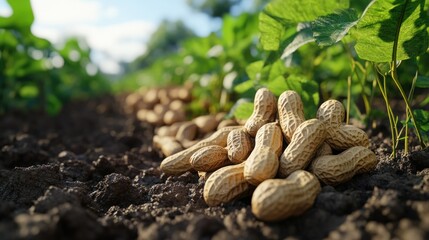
[310,146,377,185]
[154,103,169,115]
[215,112,227,122]
[278,90,305,142]
[164,109,186,125]
[326,125,370,150]
[244,88,277,137]
[244,123,283,185]
[153,135,184,157]
[315,142,333,157]
[193,115,218,134]
[169,99,186,111]
[203,162,252,206]
[227,128,253,163]
[160,126,239,175]
[143,88,160,105]
[190,145,230,172]
[136,109,149,121]
[145,110,164,125]
[316,99,345,129]
[177,87,192,102]
[181,139,200,149]
[279,119,326,177]
[176,122,198,143]
[217,119,238,130]
[251,170,321,221]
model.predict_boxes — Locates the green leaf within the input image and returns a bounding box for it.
[19,85,39,98]
[267,76,288,95]
[259,12,285,51]
[312,8,359,46]
[0,0,34,30]
[263,0,349,23]
[245,61,264,80]
[281,23,315,59]
[232,101,254,120]
[413,109,429,143]
[354,0,429,62]
[234,80,254,94]
[416,76,429,88]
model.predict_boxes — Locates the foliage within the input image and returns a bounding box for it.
[255,0,429,154]
[0,0,109,115]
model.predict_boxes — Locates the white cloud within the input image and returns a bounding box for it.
[27,0,156,74]
[31,0,105,26]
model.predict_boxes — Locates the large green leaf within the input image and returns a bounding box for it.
[281,23,315,59]
[259,0,348,51]
[259,12,285,51]
[0,0,34,30]
[312,8,359,46]
[416,76,429,88]
[263,0,349,23]
[354,0,429,62]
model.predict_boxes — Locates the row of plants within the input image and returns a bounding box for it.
[0,0,110,115]
[122,0,429,156]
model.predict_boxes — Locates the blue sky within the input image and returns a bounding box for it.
[0,0,216,74]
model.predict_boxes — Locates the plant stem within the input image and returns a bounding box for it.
[346,75,351,125]
[390,63,426,150]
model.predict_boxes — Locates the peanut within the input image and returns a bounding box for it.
[279,119,326,177]
[315,142,333,157]
[227,128,253,164]
[217,119,238,130]
[278,90,305,142]
[193,115,218,134]
[190,145,230,172]
[316,99,344,129]
[244,88,277,137]
[326,125,370,150]
[153,135,183,157]
[163,109,186,125]
[317,100,369,150]
[251,170,321,221]
[160,126,239,175]
[204,162,252,206]
[175,122,198,143]
[310,146,377,186]
[244,122,283,185]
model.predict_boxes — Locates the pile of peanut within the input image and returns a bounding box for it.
[125,85,192,126]
[159,88,378,221]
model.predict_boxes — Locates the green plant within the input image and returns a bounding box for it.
[253,0,429,156]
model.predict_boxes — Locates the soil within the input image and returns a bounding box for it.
[1,95,429,240]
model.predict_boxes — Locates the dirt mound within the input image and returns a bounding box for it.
[0,95,428,240]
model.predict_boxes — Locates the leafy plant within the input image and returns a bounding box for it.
[257,0,429,156]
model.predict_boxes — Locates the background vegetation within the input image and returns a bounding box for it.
[1,0,428,152]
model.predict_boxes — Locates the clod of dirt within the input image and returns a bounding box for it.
[31,186,81,213]
[410,148,429,170]
[60,160,93,181]
[0,164,62,206]
[90,173,144,210]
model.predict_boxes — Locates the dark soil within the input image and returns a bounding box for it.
[1,95,429,240]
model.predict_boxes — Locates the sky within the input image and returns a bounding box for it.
[0,0,216,74]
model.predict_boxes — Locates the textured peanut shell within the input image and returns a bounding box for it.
[244,88,277,137]
[204,162,252,206]
[243,123,283,185]
[279,119,326,177]
[316,99,345,129]
[227,128,253,163]
[326,125,370,150]
[253,122,283,156]
[315,142,333,157]
[310,146,377,186]
[244,147,279,186]
[190,145,230,172]
[251,170,321,221]
[278,90,305,142]
[160,126,239,175]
